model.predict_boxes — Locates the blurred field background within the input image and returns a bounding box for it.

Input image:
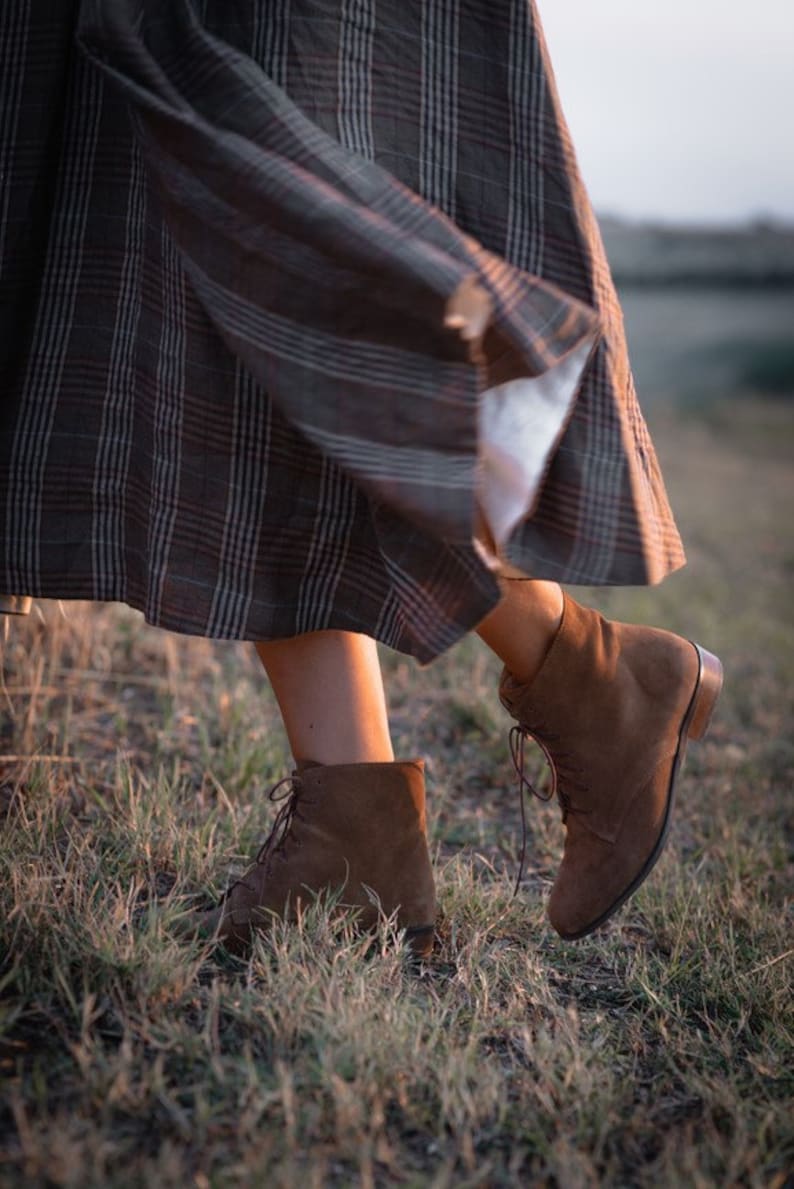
[1,222,793,1185]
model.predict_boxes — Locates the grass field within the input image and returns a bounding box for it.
[1,396,792,1187]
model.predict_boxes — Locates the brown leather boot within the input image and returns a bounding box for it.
[499,595,723,939]
[192,760,437,957]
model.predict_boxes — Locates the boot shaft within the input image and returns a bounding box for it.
[500,596,703,841]
[285,760,435,925]
[206,759,437,951]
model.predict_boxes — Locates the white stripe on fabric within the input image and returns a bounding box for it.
[565,348,622,581]
[6,57,103,590]
[261,0,291,89]
[372,590,403,648]
[420,0,459,216]
[146,227,185,622]
[182,260,473,400]
[206,8,276,638]
[381,556,463,655]
[92,141,146,600]
[206,365,271,636]
[338,0,376,159]
[301,423,472,488]
[506,0,544,274]
[295,455,357,635]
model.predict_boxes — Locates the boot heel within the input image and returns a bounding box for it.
[687,645,723,740]
[403,924,435,958]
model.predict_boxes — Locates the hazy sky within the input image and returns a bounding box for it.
[539,0,794,224]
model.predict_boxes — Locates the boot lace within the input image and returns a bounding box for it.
[509,723,591,895]
[222,774,308,902]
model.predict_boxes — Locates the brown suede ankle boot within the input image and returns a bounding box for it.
[192,760,437,957]
[499,595,723,939]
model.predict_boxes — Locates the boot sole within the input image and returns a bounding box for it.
[403,924,436,959]
[558,642,724,940]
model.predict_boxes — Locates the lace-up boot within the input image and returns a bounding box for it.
[193,760,437,956]
[499,595,723,939]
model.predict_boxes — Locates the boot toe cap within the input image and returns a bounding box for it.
[547,792,668,939]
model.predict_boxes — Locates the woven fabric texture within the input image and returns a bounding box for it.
[0,1,684,660]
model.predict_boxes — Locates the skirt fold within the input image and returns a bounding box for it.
[0,1,684,660]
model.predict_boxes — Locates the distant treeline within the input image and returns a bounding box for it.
[600,217,794,288]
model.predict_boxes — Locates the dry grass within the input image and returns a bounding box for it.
[1,398,792,1187]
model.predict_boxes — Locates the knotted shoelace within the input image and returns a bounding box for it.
[254,775,306,866]
[222,773,308,902]
[508,723,590,895]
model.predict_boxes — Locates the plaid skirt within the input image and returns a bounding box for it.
[0,1,684,661]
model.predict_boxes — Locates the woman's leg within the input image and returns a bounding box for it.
[255,630,394,765]
[193,630,436,955]
[475,579,563,681]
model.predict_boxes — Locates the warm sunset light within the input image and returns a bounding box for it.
[2,4,790,1184]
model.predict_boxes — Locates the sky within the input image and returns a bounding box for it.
[538,0,794,225]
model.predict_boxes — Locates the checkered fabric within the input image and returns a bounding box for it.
[0,1,684,661]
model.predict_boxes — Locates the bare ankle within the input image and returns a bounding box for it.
[476,580,563,681]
